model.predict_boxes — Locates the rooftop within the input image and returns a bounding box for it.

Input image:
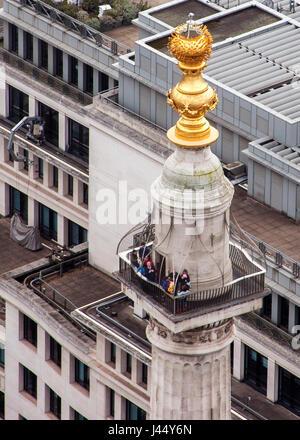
[147,5,279,54]
[231,185,300,263]
[149,0,217,27]
[0,217,50,276]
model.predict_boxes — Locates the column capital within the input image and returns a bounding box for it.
[146,317,234,356]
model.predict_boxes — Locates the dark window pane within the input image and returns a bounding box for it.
[54,48,63,78]
[0,391,4,419]
[8,86,29,124]
[0,344,5,369]
[49,388,61,419]
[109,388,115,417]
[39,40,48,70]
[126,399,146,420]
[9,186,28,224]
[24,32,33,61]
[110,343,116,364]
[50,337,61,368]
[262,294,272,319]
[23,315,37,347]
[38,158,44,180]
[84,64,93,94]
[244,346,268,395]
[83,183,88,205]
[68,220,87,246]
[74,358,89,391]
[53,166,58,188]
[23,366,37,399]
[68,119,89,163]
[38,102,59,147]
[70,56,78,86]
[68,175,73,196]
[9,23,18,53]
[74,409,87,420]
[279,296,289,330]
[98,71,109,92]
[278,367,300,416]
[126,353,132,374]
[39,203,57,241]
[142,363,147,385]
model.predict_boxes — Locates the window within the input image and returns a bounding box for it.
[278,367,300,416]
[84,64,93,94]
[38,102,59,147]
[68,175,73,197]
[8,86,29,124]
[22,365,37,399]
[68,120,89,163]
[0,344,4,369]
[0,391,4,419]
[23,149,29,172]
[98,71,109,92]
[24,32,33,61]
[54,47,63,78]
[39,203,57,241]
[70,56,78,86]
[38,158,44,180]
[278,296,289,331]
[142,363,147,385]
[73,409,87,420]
[50,336,61,368]
[296,306,300,326]
[126,353,132,375]
[49,388,61,419]
[262,294,272,320]
[9,186,28,224]
[23,314,37,347]
[109,388,115,417]
[53,166,58,189]
[9,23,18,53]
[74,357,90,391]
[110,343,116,364]
[244,346,268,395]
[68,220,87,247]
[83,183,88,206]
[125,399,146,420]
[39,40,48,70]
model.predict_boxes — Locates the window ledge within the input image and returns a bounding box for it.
[46,359,61,375]
[20,390,37,406]
[20,339,37,353]
[71,381,90,398]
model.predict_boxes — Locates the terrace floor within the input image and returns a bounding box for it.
[231,185,300,263]
[0,217,51,276]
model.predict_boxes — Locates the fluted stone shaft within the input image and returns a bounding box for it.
[147,318,233,420]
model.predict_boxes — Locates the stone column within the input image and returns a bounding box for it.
[267,358,278,402]
[271,292,279,325]
[233,338,245,381]
[147,317,234,420]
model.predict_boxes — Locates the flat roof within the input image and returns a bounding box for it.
[0,217,50,276]
[45,265,121,309]
[147,5,279,54]
[149,0,217,27]
[231,185,300,263]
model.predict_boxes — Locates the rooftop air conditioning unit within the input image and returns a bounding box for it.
[223,161,246,180]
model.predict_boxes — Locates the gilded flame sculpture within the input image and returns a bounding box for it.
[166,17,219,148]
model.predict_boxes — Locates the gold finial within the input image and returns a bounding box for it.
[166,15,219,148]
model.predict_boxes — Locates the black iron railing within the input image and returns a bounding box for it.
[119,243,265,315]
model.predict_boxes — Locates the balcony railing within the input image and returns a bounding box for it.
[0,47,93,106]
[118,242,266,316]
[18,0,132,56]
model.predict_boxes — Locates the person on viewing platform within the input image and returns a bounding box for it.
[161,276,170,292]
[138,242,150,262]
[177,284,191,296]
[168,271,179,293]
[130,249,139,268]
[179,269,191,290]
[145,261,156,282]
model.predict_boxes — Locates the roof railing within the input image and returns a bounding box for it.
[18,0,132,56]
